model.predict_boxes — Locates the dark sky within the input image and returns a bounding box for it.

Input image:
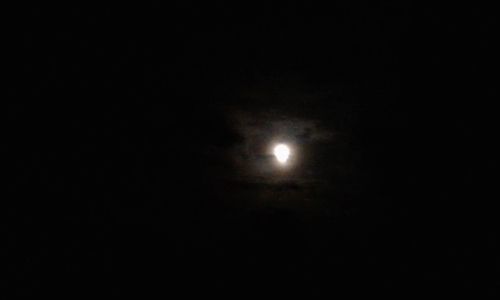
[5,2,499,297]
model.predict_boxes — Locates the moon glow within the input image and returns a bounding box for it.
[273,144,290,164]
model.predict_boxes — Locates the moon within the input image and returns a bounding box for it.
[273,144,290,164]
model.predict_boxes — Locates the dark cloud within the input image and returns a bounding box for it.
[8,2,497,297]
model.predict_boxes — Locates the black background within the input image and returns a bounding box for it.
[5,2,499,297]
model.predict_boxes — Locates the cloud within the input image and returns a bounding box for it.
[198,76,360,212]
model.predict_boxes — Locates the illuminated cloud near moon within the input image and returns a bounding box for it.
[216,79,353,188]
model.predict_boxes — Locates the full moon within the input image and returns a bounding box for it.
[273,144,290,164]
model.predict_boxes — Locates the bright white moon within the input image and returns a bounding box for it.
[273,144,290,164]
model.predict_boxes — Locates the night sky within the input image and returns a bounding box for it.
[5,2,499,297]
